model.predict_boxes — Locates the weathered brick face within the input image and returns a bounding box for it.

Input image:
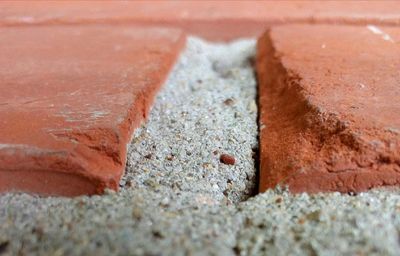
[257,24,400,193]
[0,25,185,196]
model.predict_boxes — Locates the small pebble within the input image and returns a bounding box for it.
[220,154,236,165]
[224,98,235,106]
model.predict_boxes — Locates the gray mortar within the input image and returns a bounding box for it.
[124,37,258,203]
[1,38,400,256]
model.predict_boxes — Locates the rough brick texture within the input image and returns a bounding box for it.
[0,25,185,196]
[257,24,400,193]
[1,1,400,41]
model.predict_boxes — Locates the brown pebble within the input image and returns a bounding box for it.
[223,98,235,106]
[220,154,235,165]
[125,180,133,187]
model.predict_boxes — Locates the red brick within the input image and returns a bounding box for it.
[0,25,185,196]
[257,24,400,193]
[1,1,400,41]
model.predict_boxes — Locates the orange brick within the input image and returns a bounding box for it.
[1,1,400,41]
[0,25,185,196]
[257,24,400,193]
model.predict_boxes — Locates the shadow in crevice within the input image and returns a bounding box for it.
[249,54,261,199]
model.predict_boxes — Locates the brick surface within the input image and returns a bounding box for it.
[0,25,185,196]
[257,24,400,193]
[1,1,400,41]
